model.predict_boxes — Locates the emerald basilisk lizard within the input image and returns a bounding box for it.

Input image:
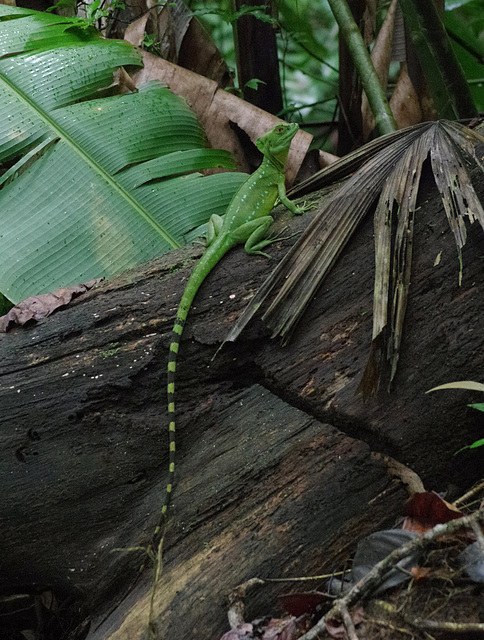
[146,123,309,612]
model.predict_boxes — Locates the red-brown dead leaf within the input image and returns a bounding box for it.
[0,279,102,332]
[279,591,331,617]
[402,491,463,533]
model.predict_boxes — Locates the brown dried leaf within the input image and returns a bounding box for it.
[409,566,431,580]
[358,128,430,395]
[402,491,463,533]
[130,53,312,184]
[430,122,484,284]
[390,63,422,129]
[0,279,102,332]
[261,617,297,640]
[124,13,150,47]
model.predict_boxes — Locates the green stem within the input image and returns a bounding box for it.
[327,0,397,136]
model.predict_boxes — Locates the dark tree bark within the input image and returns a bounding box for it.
[337,0,365,154]
[1,170,484,639]
[233,0,284,114]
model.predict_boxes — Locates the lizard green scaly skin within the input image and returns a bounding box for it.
[146,123,309,611]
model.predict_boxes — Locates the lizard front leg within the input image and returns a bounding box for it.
[277,177,312,215]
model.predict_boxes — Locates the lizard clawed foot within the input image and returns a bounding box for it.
[267,226,301,243]
[294,200,315,214]
[248,227,302,258]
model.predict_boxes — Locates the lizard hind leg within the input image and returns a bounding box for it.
[228,215,275,258]
[206,214,224,246]
[241,217,295,258]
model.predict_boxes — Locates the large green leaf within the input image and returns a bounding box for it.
[398,0,477,119]
[444,0,484,112]
[0,5,247,303]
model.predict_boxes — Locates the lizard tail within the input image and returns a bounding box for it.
[155,316,181,536]
[142,235,232,573]
[142,314,183,570]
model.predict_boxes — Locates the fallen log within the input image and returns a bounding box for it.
[1,169,484,638]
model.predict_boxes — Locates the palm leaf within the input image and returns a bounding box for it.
[225,121,484,395]
[0,5,246,303]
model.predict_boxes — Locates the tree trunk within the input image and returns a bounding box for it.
[233,0,284,114]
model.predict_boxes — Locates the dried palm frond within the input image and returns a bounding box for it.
[225,120,484,396]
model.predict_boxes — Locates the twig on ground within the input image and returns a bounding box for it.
[454,479,484,507]
[339,603,359,640]
[264,571,344,583]
[366,617,415,637]
[406,618,484,634]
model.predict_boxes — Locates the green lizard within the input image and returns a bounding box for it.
[146,123,309,621]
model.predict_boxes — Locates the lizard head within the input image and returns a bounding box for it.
[255,122,299,165]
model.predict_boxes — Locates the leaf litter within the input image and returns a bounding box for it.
[0,278,102,332]
[218,484,484,640]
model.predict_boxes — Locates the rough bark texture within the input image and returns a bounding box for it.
[1,170,484,639]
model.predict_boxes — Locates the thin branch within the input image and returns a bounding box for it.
[407,618,484,634]
[327,0,397,135]
[453,479,484,507]
[340,603,360,640]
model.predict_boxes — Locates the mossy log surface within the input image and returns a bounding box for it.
[1,173,483,639]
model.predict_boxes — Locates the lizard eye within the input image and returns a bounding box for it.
[274,126,284,133]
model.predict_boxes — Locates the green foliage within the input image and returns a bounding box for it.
[189,0,339,141]
[190,0,483,137]
[444,0,484,111]
[457,397,484,453]
[191,4,277,25]
[469,403,484,412]
[81,0,125,27]
[455,436,484,455]
[47,0,126,27]
[244,78,267,91]
[427,380,484,455]
[142,32,159,52]
[0,292,12,316]
[427,381,484,392]
[0,5,247,303]
[46,0,77,15]
[100,342,120,358]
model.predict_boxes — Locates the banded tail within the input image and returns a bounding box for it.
[143,235,233,571]
[143,309,185,568]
